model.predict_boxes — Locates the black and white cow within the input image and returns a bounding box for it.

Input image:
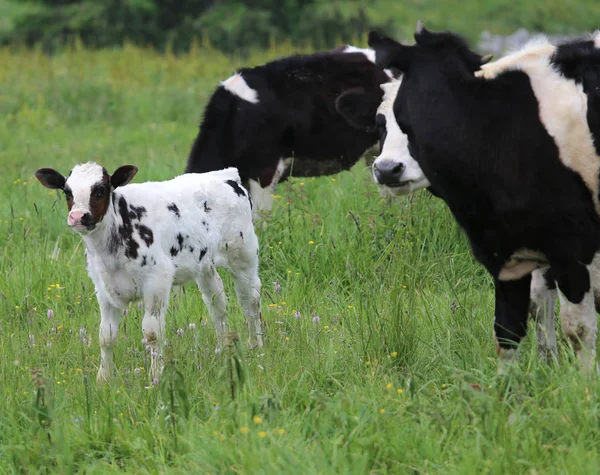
[337,78,431,195]
[36,163,261,384]
[184,46,394,213]
[367,23,600,371]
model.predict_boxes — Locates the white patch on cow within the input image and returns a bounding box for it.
[593,30,600,49]
[476,37,555,79]
[372,79,430,196]
[477,37,600,213]
[344,46,394,78]
[221,73,259,104]
[248,179,273,217]
[247,158,292,218]
[498,248,548,281]
[66,162,104,217]
[344,45,375,63]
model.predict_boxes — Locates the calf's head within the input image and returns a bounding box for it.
[35,162,138,233]
[336,80,430,195]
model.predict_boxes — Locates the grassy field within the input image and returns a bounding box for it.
[0,44,599,474]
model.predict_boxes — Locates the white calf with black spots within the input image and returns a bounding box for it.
[36,163,262,384]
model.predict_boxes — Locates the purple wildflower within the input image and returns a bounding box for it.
[189,322,196,331]
[312,315,320,324]
[152,377,159,386]
[274,281,281,293]
[294,310,301,319]
[176,328,184,337]
[47,309,54,319]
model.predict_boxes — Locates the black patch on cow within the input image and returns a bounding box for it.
[167,203,181,217]
[129,204,146,221]
[202,220,209,230]
[240,231,244,239]
[375,113,388,152]
[204,201,211,213]
[117,196,139,259]
[135,224,154,247]
[247,193,253,209]
[199,247,207,262]
[170,246,179,257]
[141,255,148,267]
[188,246,194,253]
[225,179,246,197]
[177,233,185,249]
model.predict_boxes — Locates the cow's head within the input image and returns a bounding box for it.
[336,79,430,195]
[36,162,137,233]
[368,23,491,78]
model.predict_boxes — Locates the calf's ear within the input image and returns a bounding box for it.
[368,30,413,72]
[336,88,381,131]
[111,165,138,189]
[35,168,66,190]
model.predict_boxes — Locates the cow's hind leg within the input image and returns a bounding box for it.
[530,269,558,363]
[555,262,597,371]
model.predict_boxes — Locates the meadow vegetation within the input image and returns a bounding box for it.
[0,44,599,473]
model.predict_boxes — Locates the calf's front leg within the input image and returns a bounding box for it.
[97,296,122,384]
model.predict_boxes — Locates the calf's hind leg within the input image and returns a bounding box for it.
[197,265,229,351]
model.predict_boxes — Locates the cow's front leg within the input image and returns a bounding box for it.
[494,274,532,374]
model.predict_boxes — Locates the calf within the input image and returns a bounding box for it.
[36,163,262,383]
[184,46,394,214]
[368,23,600,371]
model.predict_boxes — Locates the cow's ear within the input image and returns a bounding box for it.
[35,168,66,190]
[336,88,382,131]
[111,165,138,189]
[368,30,413,72]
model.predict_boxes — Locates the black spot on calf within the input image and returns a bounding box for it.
[225,179,246,197]
[135,224,154,247]
[141,255,148,267]
[204,201,211,213]
[129,204,147,221]
[240,231,244,239]
[199,247,207,262]
[170,246,179,257]
[117,196,139,259]
[167,203,181,217]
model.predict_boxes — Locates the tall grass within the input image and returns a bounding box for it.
[0,44,599,473]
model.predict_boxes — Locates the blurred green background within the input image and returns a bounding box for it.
[1,0,599,55]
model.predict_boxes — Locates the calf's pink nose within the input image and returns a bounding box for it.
[68,210,84,226]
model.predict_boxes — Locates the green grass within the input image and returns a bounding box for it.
[0,44,599,474]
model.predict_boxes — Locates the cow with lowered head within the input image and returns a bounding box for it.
[367,23,600,371]
[36,163,262,384]
[185,46,396,215]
